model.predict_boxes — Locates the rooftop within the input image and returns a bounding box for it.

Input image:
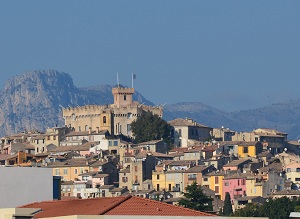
[19,196,214,218]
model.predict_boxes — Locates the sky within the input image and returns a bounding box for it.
[1,1,300,112]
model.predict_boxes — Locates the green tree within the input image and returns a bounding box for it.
[222,192,233,216]
[179,181,213,212]
[233,197,297,219]
[131,110,172,144]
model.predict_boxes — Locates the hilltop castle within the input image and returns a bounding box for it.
[62,87,163,137]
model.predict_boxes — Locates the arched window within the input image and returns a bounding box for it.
[103,116,107,124]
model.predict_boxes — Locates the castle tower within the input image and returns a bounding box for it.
[100,110,114,134]
[112,87,135,107]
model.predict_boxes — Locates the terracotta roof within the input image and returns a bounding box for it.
[219,141,260,146]
[0,154,12,161]
[19,196,214,218]
[49,142,95,152]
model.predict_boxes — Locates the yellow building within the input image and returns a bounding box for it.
[152,171,167,191]
[237,142,262,158]
[48,159,90,181]
[246,176,263,197]
[205,171,226,200]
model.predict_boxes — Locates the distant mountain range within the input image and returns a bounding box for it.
[1,70,300,140]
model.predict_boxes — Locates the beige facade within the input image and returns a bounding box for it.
[63,87,162,137]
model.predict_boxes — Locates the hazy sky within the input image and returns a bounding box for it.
[1,1,300,112]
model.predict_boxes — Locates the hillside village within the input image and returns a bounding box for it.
[2,85,300,216]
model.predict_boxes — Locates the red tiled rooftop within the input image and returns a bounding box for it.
[19,196,214,218]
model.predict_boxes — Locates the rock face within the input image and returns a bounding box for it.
[0,70,152,136]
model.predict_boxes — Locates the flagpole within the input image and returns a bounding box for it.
[132,73,133,88]
[117,73,119,87]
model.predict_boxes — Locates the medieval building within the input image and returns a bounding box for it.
[62,87,163,137]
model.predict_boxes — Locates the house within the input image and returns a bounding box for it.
[183,165,216,190]
[233,196,266,211]
[286,162,300,188]
[169,118,212,147]
[222,173,248,201]
[246,163,284,197]
[135,139,169,154]
[223,159,252,172]
[61,181,74,198]
[119,151,173,191]
[271,190,300,199]
[47,158,90,181]
[204,171,227,200]
[45,127,70,147]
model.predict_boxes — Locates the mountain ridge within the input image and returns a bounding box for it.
[1,69,299,140]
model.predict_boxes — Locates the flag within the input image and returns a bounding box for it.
[133,73,136,79]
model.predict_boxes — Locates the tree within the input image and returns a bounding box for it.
[222,192,233,216]
[131,110,172,144]
[179,181,213,212]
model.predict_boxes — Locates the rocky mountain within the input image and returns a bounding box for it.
[0,70,152,136]
[1,69,300,140]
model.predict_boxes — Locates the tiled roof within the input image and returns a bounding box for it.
[19,196,214,217]
[168,118,209,128]
[219,141,260,146]
[223,159,251,167]
[105,196,214,216]
[185,165,209,173]
[135,151,173,159]
[138,140,163,145]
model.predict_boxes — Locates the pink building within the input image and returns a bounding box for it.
[223,173,248,200]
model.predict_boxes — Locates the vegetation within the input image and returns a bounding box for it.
[234,196,300,219]
[222,192,233,216]
[131,110,172,144]
[178,181,213,212]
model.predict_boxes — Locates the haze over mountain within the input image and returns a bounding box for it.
[0,70,299,140]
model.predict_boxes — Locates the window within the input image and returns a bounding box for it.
[215,176,219,184]
[178,129,182,137]
[55,169,60,175]
[75,169,78,174]
[122,177,128,182]
[109,141,113,146]
[63,169,68,175]
[124,95,126,100]
[255,137,259,141]
[36,147,39,153]
[157,184,160,191]
[47,136,50,140]
[295,178,300,182]
[243,146,248,153]
[103,116,106,124]
[78,126,81,131]
[225,182,229,186]
[188,174,197,180]
[127,124,131,132]
[168,184,172,191]
[53,136,56,140]
[113,141,118,146]
[215,186,219,193]
[203,178,208,181]
[296,168,300,172]
[287,168,291,172]
[157,174,160,180]
[80,168,84,174]
[135,166,138,172]
[85,125,89,131]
